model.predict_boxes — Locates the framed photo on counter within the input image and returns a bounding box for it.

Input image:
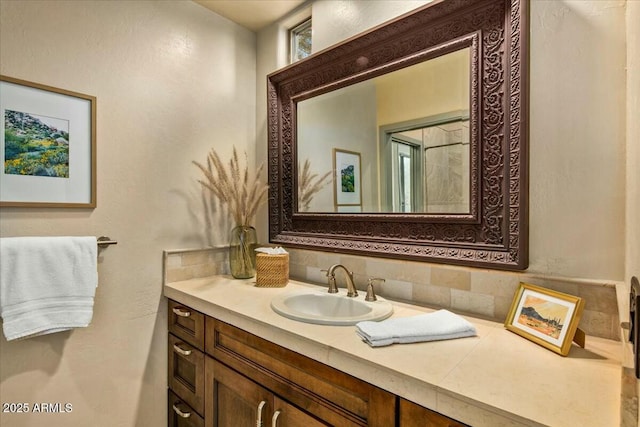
[505,283,585,356]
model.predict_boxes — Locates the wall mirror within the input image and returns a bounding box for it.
[297,47,471,214]
[267,0,529,270]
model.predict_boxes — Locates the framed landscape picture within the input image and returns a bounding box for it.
[505,283,585,356]
[0,75,96,207]
[333,148,361,209]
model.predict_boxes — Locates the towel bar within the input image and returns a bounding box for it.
[97,236,117,246]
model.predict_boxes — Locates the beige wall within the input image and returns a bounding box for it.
[0,1,255,426]
[529,0,626,280]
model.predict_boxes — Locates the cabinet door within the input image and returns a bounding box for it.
[399,398,468,427]
[272,397,330,427]
[205,356,272,427]
[205,356,330,427]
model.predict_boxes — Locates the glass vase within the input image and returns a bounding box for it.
[229,225,257,279]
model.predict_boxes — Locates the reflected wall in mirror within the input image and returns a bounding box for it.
[268,0,529,270]
[297,48,471,214]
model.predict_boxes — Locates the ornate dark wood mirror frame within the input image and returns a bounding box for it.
[267,0,529,270]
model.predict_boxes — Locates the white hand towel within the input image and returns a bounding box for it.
[356,309,477,347]
[0,236,98,341]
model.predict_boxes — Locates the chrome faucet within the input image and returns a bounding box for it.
[324,264,358,297]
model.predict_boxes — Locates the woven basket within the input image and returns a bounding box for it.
[255,253,289,287]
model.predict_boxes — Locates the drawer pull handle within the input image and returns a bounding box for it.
[256,400,266,427]
[173,343,192,356]
[271,410,281,427]
[172,404,191,418]
[172,307,191,317]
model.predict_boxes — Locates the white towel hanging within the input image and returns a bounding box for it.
[0,236,98,341]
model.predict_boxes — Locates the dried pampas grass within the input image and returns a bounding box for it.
[298,159,332,211]
[194,147,269,226]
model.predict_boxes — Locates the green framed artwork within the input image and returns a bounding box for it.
[333,148,361,211]
[0,75,96,208]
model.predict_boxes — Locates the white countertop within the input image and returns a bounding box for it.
[164,276,622,427]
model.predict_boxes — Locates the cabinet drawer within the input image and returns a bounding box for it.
[168,300,205,351]
[169,334,205,416]
[168,390,204,427]
[205,317,395,427]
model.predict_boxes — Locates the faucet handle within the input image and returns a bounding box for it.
[321,269,339,293]
[365,278,385,302]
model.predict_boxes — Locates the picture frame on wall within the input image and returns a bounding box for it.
[505,283,585,356]
[333,148,361,210]
[0,75,96,208]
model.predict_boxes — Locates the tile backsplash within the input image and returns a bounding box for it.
[163,247,229,283]
[163,246,621,341]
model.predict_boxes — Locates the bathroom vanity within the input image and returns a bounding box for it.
[165,276,622,427]
[167,300,463,426]
[168,299,453,427]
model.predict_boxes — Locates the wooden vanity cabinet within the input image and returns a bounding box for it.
[167,299,467,427]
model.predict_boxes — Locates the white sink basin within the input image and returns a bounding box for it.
[271,290,393,326]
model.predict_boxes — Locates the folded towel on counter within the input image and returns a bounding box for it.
[0,236,98,341]
[356,309,477,347]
